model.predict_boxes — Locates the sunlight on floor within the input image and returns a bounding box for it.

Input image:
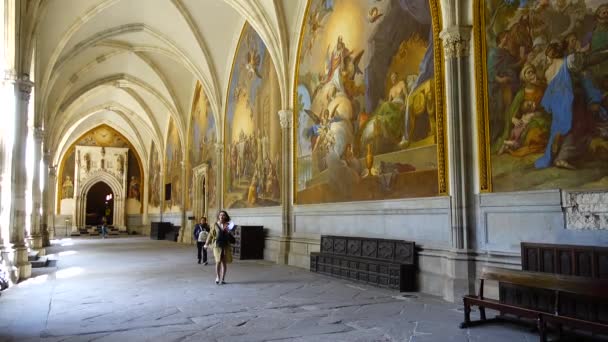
[19,274,49,286]
[58,250,77,256]
[56,267,84,279]
[51,238,75,247]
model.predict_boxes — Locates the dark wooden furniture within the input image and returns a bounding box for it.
[232,225,264,260]
[501,243,608,324]
[309,235,416,291]
[461,266,608,342]
[150,222,174,240]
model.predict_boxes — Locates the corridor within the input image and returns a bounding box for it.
[0,237,537,342]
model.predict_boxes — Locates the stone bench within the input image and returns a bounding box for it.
[310,235,416,292]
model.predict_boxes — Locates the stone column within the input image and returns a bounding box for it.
[179,161,187,242]
[276,109,292,264]
[215,143,223,210]
[47,164,58,240]
[440,26,477,300]
[41,151,52,246]
[28,127,45,255]
[7,75,34,281]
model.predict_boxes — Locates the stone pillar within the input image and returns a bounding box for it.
[7,75,34,281]
[179,161,187,242]
[440,26,477,300]
[47,164,57,241]
[41,151,52,246]
[215,143,223,211]
[276,109,292,264]
[28,127,45,255]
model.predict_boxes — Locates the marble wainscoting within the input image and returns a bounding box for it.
[126,214,145,235]
[477,189,608,254]
[291,196,460,300]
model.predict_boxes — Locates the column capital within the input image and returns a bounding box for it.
[33,127,45,141]
[48,165,57,177]
[278,109,293,129]
[439,26,472,59]
[17,77,34,102]
[215,142,224,154]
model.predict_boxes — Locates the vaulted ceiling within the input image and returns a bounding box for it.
[35,0,306,171]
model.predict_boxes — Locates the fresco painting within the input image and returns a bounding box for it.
[165,119,183,210]
[295,0,442,204]
[224,23,282,209]
[148,142,161,208]
[188,82,218,211]
[482,0,608,191]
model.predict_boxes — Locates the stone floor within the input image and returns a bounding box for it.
[0,236,600,342]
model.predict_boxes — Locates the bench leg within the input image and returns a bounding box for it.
[460,299,471,328]
[537,316,546,342]
[479,306,487,321]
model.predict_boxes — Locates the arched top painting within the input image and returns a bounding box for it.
[476,0,608,192]
[188,82,218,211]
[223,23,282,209]
[165,118,182,211]
[294,0,446,204]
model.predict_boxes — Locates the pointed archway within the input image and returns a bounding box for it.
[85,182,114,226]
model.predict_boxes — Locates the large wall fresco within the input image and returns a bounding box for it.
[165,119,183,211]
[188,82,218,212]
[294,0,444,204]
[478,0,608,192]
[224,23,282,209]
[148,142,161,209]
[57,125,142,212]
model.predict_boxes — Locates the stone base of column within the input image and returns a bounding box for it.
[4,246,32,282]
[70,226,80,236]
[42,224,51,247]
[27,235,46,256]
[275,236,290,265]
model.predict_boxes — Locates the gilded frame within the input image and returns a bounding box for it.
[291,0,448,204]
[473,0,493,192]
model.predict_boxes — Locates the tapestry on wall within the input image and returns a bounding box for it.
[188,82,218,212]
[224,23,282,209]
[165,118,183,210]
[149,142,161,209]
[478,0,608,192]
[294,0,444,204]
[57,125,142,212]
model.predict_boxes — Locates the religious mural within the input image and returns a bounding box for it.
[165,118,183,210]
[188,82,218,211]
[57,125,142,211]
[148,142,161,208]
[479,0,608,192]
[224,23,282,209]
[294,0,443,204]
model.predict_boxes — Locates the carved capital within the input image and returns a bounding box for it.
[17,77,34,102]
[33,127,45,141]
[48,165,57,177]
[215,142,224,154]
[440,26,471,59]
[278,109,293,129]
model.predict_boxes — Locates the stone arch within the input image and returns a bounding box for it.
[75,170,126,231]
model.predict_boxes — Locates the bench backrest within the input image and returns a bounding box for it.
[521,242,608,278]
[320,235,415,264]
[481,266,608,300]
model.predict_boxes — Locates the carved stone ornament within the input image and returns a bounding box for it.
[215,142,223,154]
[440,26,471,59]
[562,190,608,230]
[33,127,45,141]
[278,109,292,129]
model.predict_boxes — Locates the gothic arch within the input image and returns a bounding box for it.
[75,170,126,231]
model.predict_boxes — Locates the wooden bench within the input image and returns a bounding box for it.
[310,235,416,291]
[461,266,608,341]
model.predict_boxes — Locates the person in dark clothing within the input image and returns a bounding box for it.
[193,217,210,265]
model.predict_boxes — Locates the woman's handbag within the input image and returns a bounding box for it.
[228,232,236,244]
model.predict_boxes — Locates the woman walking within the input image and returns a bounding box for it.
[204,210,234,285]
